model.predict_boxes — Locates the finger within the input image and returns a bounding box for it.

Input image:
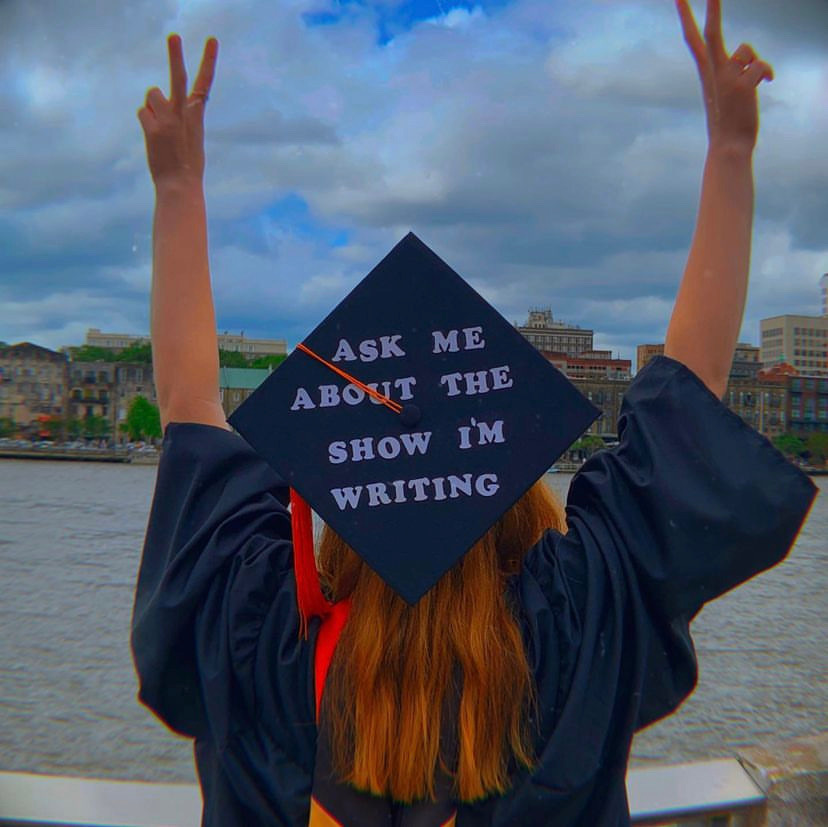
[731,42,757,69]
[145,86,167,115]
[676,0,707,71]
[742,59,774,86]
[190,37,218,101]
[703,0,728,67]
[137,107,154,131]
[168,34,188,109]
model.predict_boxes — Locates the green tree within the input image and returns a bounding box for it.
[44,418,63,440]
[83,414,111,439]
[126,395,162,441]
[806,432,828,466]
[568,434,605,459]
[70,345,117,362]
[218,349,249,367]
[0,417,15,437]
[773,433,806,458]
[66,418,84,439]
[250,353,287,370]
[116,342,152,363]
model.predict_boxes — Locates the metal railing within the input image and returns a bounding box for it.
[0,759,767,827]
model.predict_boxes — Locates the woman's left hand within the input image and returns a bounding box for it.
[676,0,773,154]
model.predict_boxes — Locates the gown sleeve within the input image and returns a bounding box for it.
[130,423,316,764]
[519,355,817,792]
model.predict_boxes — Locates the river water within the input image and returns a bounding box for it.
[0,458,825,783]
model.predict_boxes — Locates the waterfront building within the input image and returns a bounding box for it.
[84,328,146,351]
[219,367,271,418]
[730,343,761,380]
[760,314,828,377]
[821,273,827,318]
[636,342,760,381]
[84,328,287,360]
[0,342,68,438]
[725,377,787,438]
[636,344,664,373]
[541,350,631,381]
[515,309,593,355]
[114,363,157,443]
[217,331,287,359]
[570,377,631,440]
[68,361,115,434]
[68,361,159,443]
[786,374,828,434]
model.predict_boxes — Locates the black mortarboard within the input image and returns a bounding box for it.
[230,233,599,607]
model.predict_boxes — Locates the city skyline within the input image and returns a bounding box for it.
[1,287,825,366]
[1,0,827,365]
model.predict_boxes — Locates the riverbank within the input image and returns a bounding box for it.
[0,447,158,464]
[2,445,825,474]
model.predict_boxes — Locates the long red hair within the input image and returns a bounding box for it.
[317,479,565,803]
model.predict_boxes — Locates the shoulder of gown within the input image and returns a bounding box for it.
[516,355,817,791]
[131,422,317,772]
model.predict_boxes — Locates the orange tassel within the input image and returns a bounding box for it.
[290,488,333,637]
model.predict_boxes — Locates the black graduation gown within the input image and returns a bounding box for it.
[131,356,817,826]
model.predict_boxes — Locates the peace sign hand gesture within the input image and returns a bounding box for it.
[138,35,218,188]
[677,0,773,154]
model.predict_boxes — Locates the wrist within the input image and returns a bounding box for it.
[706,137,755,163]
[154,176,205,199]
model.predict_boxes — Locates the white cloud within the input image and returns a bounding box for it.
[2,0,826,364]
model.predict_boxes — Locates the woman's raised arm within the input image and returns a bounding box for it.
[138,35,228,430]
[665,0,773,398]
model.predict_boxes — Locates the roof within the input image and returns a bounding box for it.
[219,367,271,390]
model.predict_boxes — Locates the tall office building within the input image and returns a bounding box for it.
[515,309,593,355]
[760,315,828,377]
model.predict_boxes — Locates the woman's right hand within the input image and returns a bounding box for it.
[138,35,218,189]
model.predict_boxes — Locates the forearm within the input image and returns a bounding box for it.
[664,144,754,398]
[151,180,227,429]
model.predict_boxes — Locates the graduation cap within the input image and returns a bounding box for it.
[229,233,599,622]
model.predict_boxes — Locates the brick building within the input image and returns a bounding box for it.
[0,343,68,438]
[787,375,828,434]
[570,377,631,440]
[542,350,631,381]
[636,344,664,373]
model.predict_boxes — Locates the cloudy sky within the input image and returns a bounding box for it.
[1,0,826,366]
